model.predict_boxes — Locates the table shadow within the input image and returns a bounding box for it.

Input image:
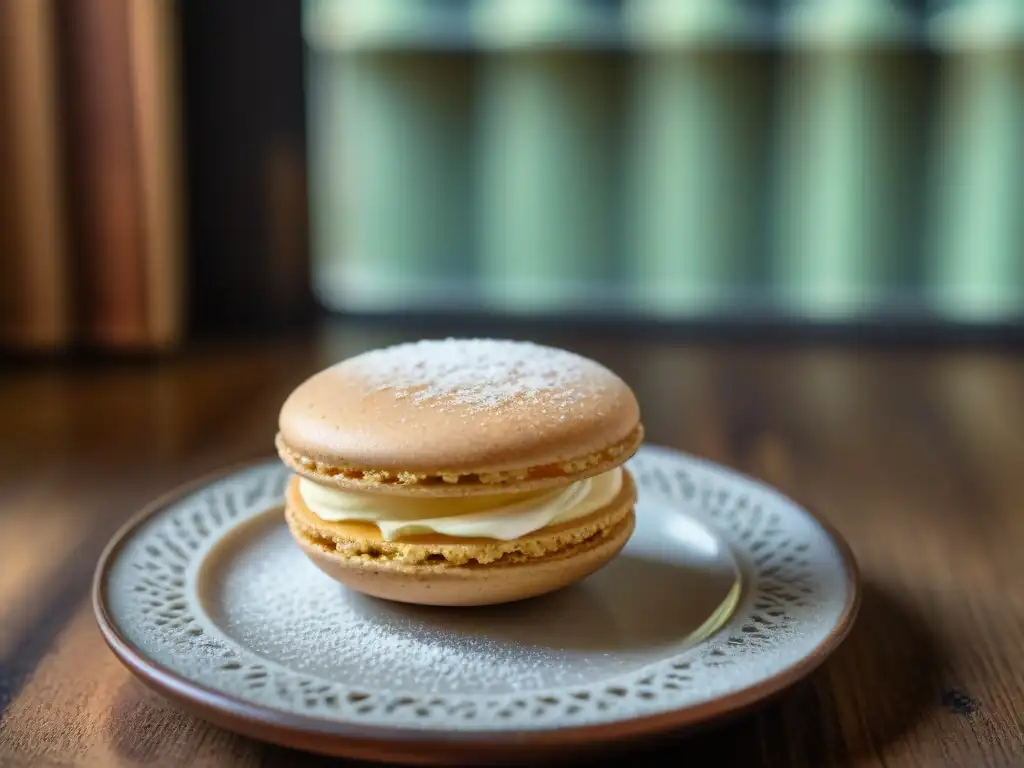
[583,579,944,766]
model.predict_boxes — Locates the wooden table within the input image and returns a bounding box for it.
[2,326,1022,767]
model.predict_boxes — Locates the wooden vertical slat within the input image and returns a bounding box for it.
[126,0,186,349]
[0,0,70,350]
[60,0,148,349]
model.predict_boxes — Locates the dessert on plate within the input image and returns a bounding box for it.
[276,338,643,606]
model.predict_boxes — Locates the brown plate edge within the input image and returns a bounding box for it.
[92,456,862,766]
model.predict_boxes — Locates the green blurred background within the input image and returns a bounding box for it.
[304,0,1024,333]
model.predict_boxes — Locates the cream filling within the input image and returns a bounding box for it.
[299,467,624,541]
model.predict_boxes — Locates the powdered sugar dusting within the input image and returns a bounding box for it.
[346,338,608,413]
[102,453,852,732]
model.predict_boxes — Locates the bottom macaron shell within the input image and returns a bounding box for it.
[287,509,635,607]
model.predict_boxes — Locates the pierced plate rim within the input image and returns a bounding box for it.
[93,450,860,765]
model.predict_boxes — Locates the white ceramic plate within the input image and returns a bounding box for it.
[94,445,859,765]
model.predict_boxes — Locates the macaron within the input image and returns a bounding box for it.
[276,338,643,606]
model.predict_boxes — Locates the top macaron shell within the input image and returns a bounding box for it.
[277,339,641,493]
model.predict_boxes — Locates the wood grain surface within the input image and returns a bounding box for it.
[1,326,1022,767]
